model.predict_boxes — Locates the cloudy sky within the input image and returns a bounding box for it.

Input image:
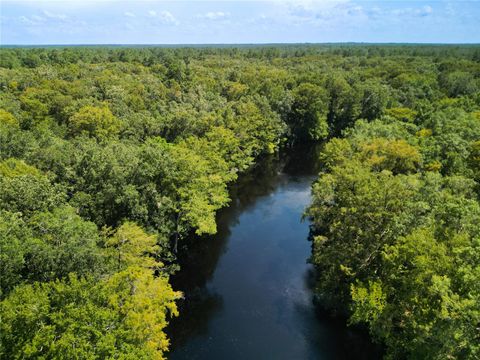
[1,1,479,45]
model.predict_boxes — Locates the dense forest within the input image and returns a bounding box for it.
[0,45,479,359]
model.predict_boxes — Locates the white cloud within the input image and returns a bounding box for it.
[16,9,86,31]
[445,3,456,17]
[205,11,230,20]
[280,0,362,25]
[247,14,275,26]
[18,14,47,26]
[420,5,433,16]
[31,15,46,22]
[159,11,178,25]
[391,5,433,18]
[288,2,316,18]
[19,15,37,25]
[149,10,179,25]
[124,11,135,18]
[275,0,369,28]
[43,10,67,21]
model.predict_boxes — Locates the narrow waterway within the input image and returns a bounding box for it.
[167,146,381,360]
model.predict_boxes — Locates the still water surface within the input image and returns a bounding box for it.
[167,147,381,360]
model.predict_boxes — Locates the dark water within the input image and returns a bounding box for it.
[167,146,381,360]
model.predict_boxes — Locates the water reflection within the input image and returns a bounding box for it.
[167,145,381,359]
[168,152,289,350]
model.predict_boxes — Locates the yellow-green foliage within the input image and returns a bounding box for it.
[104,266,180,359]
[0,109,19,127]
[425,160,442,172]
[172,143,231,235]
[416,128,432,137]
[350,281,386,324]
[320,138,354,169]
[106,222,161,270]
[360,138,422,173]
[69,105,121,140]
[0,158,41,177]
[385,107,417,122]
[224,81,249,100]
[473,110,480,121]
[0,268,180,359]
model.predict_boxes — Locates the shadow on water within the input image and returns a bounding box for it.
[167,144,382,359]
[167,150,291,349]
[298,268,383,360]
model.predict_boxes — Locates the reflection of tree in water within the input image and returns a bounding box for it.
[170,152,283,290]
[167,152,285,351]
[281,143,323,177]
[292,268,383,360]
[167,145,323,353]
[167,289,224,350]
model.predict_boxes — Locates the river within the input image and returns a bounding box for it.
[167,146,381,360]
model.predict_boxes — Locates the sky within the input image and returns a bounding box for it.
[1,0,479,45]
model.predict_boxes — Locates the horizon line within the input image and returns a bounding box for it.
[2,41,480,48]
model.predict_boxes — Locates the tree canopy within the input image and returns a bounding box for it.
[0,44,479,359]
